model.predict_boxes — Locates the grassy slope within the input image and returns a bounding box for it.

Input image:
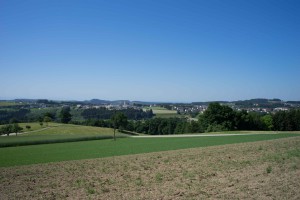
[22,124,115,136]
[1,137,299,199]
[0,133,299,167]
[143,106,179,118]
[0,123,122,147]
[0,102,22,106]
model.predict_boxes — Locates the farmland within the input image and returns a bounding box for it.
[0,136,299,199]
[1,122,299,199]
[0,123,124,147]
[144,106,179,118]
[0,133,299,167]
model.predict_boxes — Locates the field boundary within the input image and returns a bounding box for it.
[0,135,127,148]
[130,133,260,138]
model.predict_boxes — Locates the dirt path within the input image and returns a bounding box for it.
[130,133,272,138]
[2,124,62,136]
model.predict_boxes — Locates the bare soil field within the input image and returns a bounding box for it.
[1,136,299,200]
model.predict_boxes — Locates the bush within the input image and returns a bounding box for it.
[205,124,228,132]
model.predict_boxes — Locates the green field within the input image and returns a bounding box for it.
[0,101,22,107]
[0,133,299,167]
[143,106,179,118]
[21,123,115,136]
[0,123,124,147]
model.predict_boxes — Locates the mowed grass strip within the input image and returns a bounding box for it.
[0,133,299,167]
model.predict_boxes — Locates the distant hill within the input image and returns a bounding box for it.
[192,101,229,105]
[86,99,111,105]
[1,98,298,108]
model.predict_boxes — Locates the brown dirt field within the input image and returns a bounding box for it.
[1,137,300,200]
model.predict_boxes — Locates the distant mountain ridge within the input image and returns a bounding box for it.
[3,98,300,106]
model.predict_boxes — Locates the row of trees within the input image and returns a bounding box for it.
[0,107,154,125]
[0,123,23,136]
[273,109,300,131]
[108,103,300,134]
[0,109,30,124]
[197,103,300,132]
[81,108,153,120]
[1,103,299,136]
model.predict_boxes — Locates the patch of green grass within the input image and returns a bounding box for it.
[87,187,96,195]
[155,173,163,182]
[0,124,125,147]
[22,124,115,136]
[266,165,272,173]
[135,176,143,186]
[0,135,125,147]
[0,102,21,106]
[154,113,183,118]
[264,148,300,163]
[0,134,299,167]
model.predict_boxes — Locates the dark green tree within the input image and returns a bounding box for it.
[60,107,72,124]
[44,116,52,126]
[198,103,236,132]
[111,112,128,140]
[0,124,13,136]
[12,123,23,136]
[0,124,22,136]
[261,115,274,130]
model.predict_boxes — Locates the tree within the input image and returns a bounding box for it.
[44,116,52,126]
[199,103,235,132]
[60,107,72,124]
[261,115,274,130]
[111,112,128,140]
[0,124,13,136]
[12,123,23,136]
[0,124,22,136]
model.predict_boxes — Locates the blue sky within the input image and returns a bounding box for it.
[1,0,299,102]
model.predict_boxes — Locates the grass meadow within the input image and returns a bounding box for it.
[143,106,179,118]
[0,123,124,147]
[1,136,300,199]
[0,133,299,167]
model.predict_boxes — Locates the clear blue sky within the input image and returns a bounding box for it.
[1,0,299,102]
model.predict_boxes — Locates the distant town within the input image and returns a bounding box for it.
[2,98,299,115]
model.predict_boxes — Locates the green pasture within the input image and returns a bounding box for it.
[0,123,123,147]
[144,106,177,114]
[22,123,115,136]
[0,133,299,167]
[19,122,59,131]
[143,106,168,110]
[0,102,22,107]
[0,123,115,136]
[143,106,179,118]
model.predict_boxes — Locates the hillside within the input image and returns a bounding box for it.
[0,137,299,199]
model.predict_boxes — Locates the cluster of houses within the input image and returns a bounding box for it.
[172,104,294,115]
[75,101,139,110]
[172,105,208,114]
[12,99,299,115]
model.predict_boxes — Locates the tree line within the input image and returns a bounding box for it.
[110,103,300,134]
[0,107,154,125]
[81,108,153,120]
[1,103,299,135]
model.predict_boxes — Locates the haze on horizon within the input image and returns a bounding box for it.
[1,0,299,102]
